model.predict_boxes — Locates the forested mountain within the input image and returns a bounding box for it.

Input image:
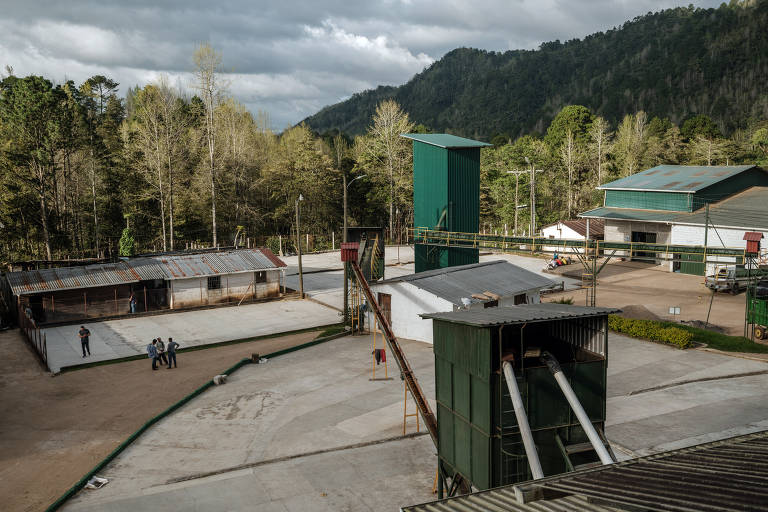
[303,1,768,140]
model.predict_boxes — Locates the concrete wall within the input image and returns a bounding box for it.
[604,220,672,261]
[170,271,280,309]
[367,281,454,344]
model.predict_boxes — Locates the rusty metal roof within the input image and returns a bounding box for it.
[409,430,768,512]
[6,249,286,295]
[6,262,152,296]
[744,231,764,242]
[597,165,761,193]
[154,248,285,280]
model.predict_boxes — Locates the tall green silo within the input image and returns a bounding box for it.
[402,134,491,273]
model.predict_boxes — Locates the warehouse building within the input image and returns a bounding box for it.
[6,248,286,324]
[366,260,555,343]
[580,165,768,274]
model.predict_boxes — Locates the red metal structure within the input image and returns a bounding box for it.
[744,232,763,254]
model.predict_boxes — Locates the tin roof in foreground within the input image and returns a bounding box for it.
[400,133,492,149]
[6,248,286,295]
[378,261,555,306]
[420,303,620,326]
[597,164,759,193]
[403,429,768,512]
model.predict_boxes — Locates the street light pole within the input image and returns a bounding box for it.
[296,194,304,299]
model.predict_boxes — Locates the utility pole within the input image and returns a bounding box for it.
[506,171,528,236]
[524,157,544,237]
[295,194,304,299]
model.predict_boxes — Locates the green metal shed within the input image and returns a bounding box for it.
[422,304,619,491]
[402,134,491,273]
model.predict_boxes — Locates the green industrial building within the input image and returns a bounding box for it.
[402,133,491,273]
[580,165,768,275]
[422,304,618,492]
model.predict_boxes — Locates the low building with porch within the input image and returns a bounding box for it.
[579,165,768,275]
[366,260,555,344]
[540,219,604,253]
[6,248,286,324]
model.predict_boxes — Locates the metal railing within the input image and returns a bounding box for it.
[18,304,48,370]
[409,227,747,263]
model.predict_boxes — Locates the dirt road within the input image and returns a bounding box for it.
[547,260,750,334]
[0,328,324,512]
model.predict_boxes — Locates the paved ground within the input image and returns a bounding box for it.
[547,260,750,334]
[42,300,339,373]
[0,327,327,512]
[64,334,436,511]
[61,331,768,511]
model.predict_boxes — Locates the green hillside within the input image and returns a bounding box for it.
[303,1,768,139]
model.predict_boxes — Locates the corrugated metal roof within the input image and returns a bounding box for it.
[404,429,768,512]
[579,207,679,223]
[543,219,605,237]
[745,232,764,241]
[155,248,285,280]
[402,491,616,512]
[420,303,620,326]
[583,187,768,231]
[520,429,768,512]
[6,249,286,295]
[597,165,758,192]
[377,261,555,306]
[401,133,493,149]
[6,262,152,296]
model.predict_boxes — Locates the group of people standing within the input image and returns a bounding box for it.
[146,337,180,370]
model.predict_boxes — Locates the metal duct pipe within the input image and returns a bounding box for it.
[501,360,544,480]
[540,351,614,465]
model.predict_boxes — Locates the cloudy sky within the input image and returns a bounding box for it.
[0,0,721,129]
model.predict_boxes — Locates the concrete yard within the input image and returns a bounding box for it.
[64,334,437,511]
[42,299,340,373]
[63,331,768,511]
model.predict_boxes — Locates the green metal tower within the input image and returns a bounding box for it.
[402,134,491,273]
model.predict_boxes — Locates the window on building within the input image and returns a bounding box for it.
[254,271,267,283]
[514,293,527,305]
[208,276,221,290]
[483,299,498,309]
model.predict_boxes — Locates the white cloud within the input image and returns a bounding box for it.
[0,0,724,129]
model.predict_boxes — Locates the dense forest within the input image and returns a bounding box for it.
[2,2,768,265]
[303,1,768,141]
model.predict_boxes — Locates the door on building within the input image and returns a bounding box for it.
[378,292,391,325]
[631,231,657,262]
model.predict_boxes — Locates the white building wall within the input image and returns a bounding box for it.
[672,224,768,274]
[603,219,672,262]
[541,223,584,253]
[367,282,454,344]
[170,270,281,309]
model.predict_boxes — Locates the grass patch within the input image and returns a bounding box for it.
[314,324,347,339]
[609,315,768,353]
[664,322,768,354]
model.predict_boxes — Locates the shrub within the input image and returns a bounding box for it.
[551,297,574,305]
[608,315,694,349]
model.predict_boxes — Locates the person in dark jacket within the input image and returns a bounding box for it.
[78,326,91,358]
[166,337,180,369]
[147,339,159,370]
